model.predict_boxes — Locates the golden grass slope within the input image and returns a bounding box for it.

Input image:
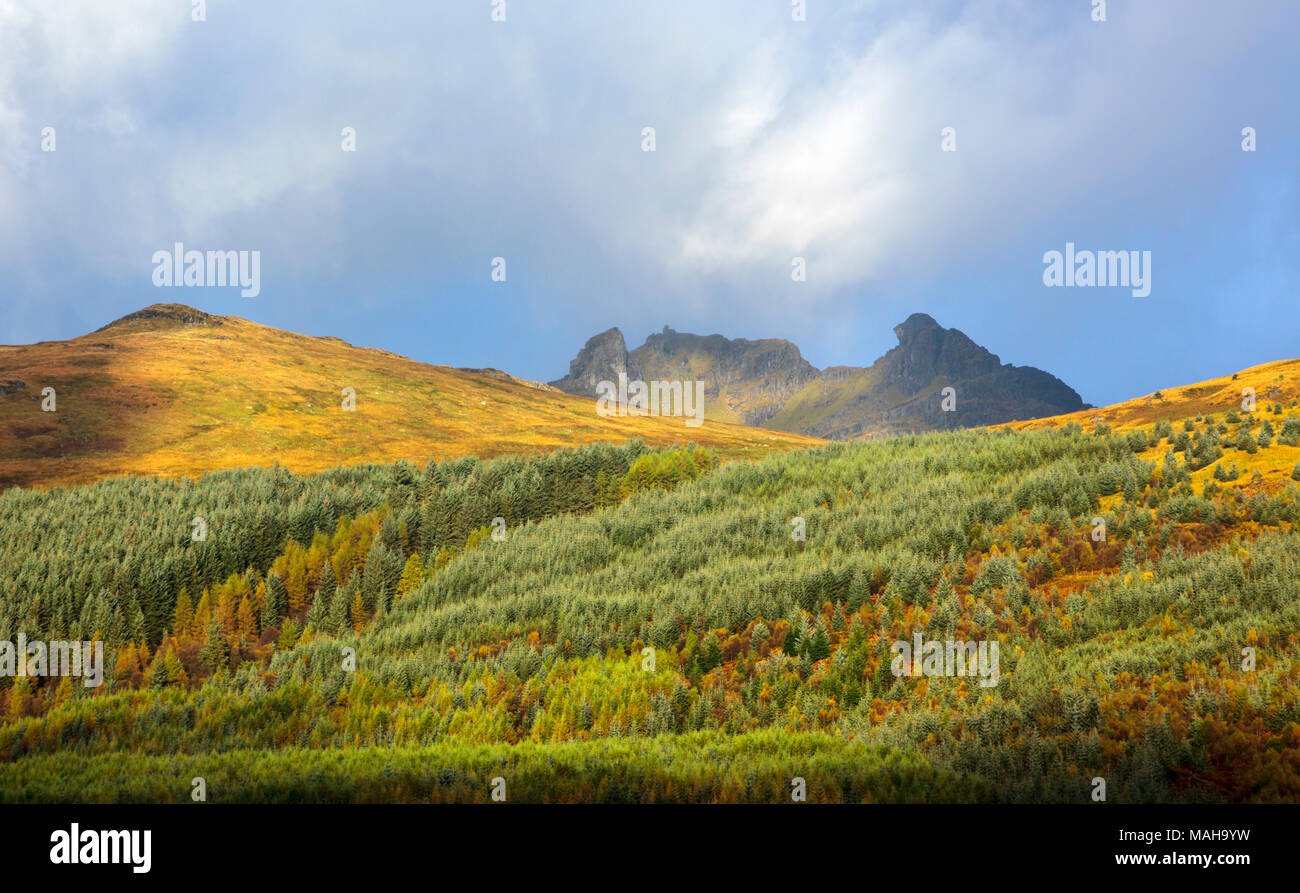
[0,305,820,490]
[1002,356,1300,487]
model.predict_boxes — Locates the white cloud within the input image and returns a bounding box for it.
[0,0,1295,339]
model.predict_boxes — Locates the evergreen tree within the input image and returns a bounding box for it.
[807,619,831,662]
[700,635,722,673]
[262,571,288,629]
[783,613,803,656]
[199,618,228,673]
[306,585,332,631]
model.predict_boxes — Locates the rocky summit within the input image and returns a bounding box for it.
[552,314,1090,438]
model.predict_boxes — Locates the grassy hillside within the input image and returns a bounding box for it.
[1005,357,1300,432]
[0,304,820,490]
[1,416,1297,802]
[768,366,893,438]
[1004,357,1300,489]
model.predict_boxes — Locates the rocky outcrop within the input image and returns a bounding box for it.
[879,313,1002,396]
[857,312,1087,432]
[549,327,635,395]
[553,314,1089,438]
[95,304,224,333]
[629,327,820,426]
[788,314,1089,437]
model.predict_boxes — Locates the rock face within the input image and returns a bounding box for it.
[810,312,1089,437]
[550,325,819,426]
[552,314,1089,438]
[95,304,224,332]
[630,327,820,426]
[549,327,634,396]
[883,313,1002,396]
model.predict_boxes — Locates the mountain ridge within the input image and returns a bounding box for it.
[551,312,1091,437]
[0,304,820,490]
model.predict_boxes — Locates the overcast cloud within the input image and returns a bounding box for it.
[1,0,1296,405]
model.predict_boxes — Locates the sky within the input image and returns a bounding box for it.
[1,0,1296,408]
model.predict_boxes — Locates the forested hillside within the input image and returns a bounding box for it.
[1,413,1298,802]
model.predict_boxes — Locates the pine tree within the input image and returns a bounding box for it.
[1280,418,1300,446]
[199,618,228,673]
[306,585,331,631]
[700,635,722,673]
[877,603,892,636]
[807,619,831,662]
[329,578,355,633]
[783,613,803,656]
[262,571,287,629]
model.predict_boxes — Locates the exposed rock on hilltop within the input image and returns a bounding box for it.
[830,312,1089,435]
[549,327,634,396]
[550,325,820,426]
[95,304,224,332]
[630,327,820,426]
[884,313,1002,395]
[553,314,1089,438]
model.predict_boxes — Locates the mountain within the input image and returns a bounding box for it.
[0,304,820,490]
[552,326,819,427]
[551,313,1089,438]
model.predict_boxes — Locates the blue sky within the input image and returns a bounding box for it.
[1,0,1296,407]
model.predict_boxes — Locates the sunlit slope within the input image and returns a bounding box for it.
[1002,356,1300,487]
[0,305,820,489]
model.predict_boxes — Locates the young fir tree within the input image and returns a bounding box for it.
[807,619,832,662]
[199,618,229,674]
[783,612,803,656]
[305,584,332,631]
[262,571,288,629]
[316,560,337,606]
[330,577,357,633]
